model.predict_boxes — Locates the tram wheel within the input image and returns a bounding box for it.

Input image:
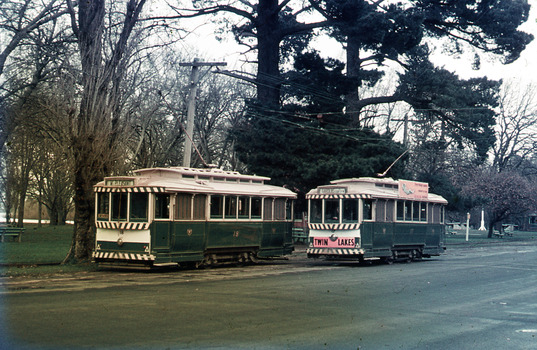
[381,256,394,265]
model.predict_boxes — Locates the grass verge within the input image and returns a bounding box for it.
[0,224,97,277]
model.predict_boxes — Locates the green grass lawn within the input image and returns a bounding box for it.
[0,224,96,277]
[0,224,72,264]
[445,228,537,244]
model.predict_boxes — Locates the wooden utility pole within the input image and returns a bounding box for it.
[179,58,226,167]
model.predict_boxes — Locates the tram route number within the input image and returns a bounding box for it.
[313,237,355,248]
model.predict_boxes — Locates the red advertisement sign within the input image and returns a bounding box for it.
[398,180,429,200]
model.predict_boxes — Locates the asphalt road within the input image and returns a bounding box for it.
[2,242,537,350]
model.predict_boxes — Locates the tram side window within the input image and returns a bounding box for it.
[263,198,273,220]
[176,193,192,220]
[343,199,358,223]
[111,192,128,221]
[238,196,249,219]
[97,192,109,220]
[325,199,339,223]
[413,202,420,221]
[420,203,427,222]
[363,199,373,221]
[397,200,405,221]
[225,196,238,219]
[310,199,322,223]
[405,201,412,221]
[155,194,170,219]
[274,198,286,220]
[130,192,148,222]
[251,197,262,219]
[193,195,206,220]
[210,195,224,219]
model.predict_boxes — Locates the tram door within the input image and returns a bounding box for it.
[172,194,206,253]
[152,193,171,251]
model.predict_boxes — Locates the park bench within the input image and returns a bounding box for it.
[292,227,308,243]
[0,226,24,242]
[503,229,513,237]
[492,230,504,238]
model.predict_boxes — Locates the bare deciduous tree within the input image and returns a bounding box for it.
[462,168,537,238]
[65,0,149,262]
[492,80,537,173]
[0,0,68,152]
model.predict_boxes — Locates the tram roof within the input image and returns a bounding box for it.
[306,177,447,204]
[94,167,296,198]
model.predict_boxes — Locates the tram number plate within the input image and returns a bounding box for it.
[313,237,355,248]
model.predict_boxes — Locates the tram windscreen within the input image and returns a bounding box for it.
[130,193,148,221]
[310,199,322,223]
[97,193,109,220]
[324,200,339,223]
[111,192,128,221]
[343,199,358,223]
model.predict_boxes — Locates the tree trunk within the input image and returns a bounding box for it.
[65,0,147,262]
[487,219,497,238]
[345,36,362,127]
[16,187,27,228]
[256,0,281,108]
[73,155,95,260]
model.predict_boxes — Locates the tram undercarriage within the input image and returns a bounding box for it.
[307,244,444,264]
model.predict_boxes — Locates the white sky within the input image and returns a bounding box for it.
[184,4,537,84]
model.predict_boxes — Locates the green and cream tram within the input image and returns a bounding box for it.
[306,177,447,262]
[93,167,296,268]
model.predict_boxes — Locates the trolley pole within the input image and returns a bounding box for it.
[179,59,226,167]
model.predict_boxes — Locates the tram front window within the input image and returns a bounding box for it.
[343,199,358,223]
[325,199,339,223]
[111,192,128,221]
[130,193,148,221]
[97,193,109,221]
[310,199,322,223]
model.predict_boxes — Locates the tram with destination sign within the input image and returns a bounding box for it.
[92,167,296,268]
[306,177,447,262]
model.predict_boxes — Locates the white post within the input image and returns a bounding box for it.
[466,212,470,242]
[478,209,486,231]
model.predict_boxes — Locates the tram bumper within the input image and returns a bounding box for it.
[92,250,156,268]
[307,247,365,259]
